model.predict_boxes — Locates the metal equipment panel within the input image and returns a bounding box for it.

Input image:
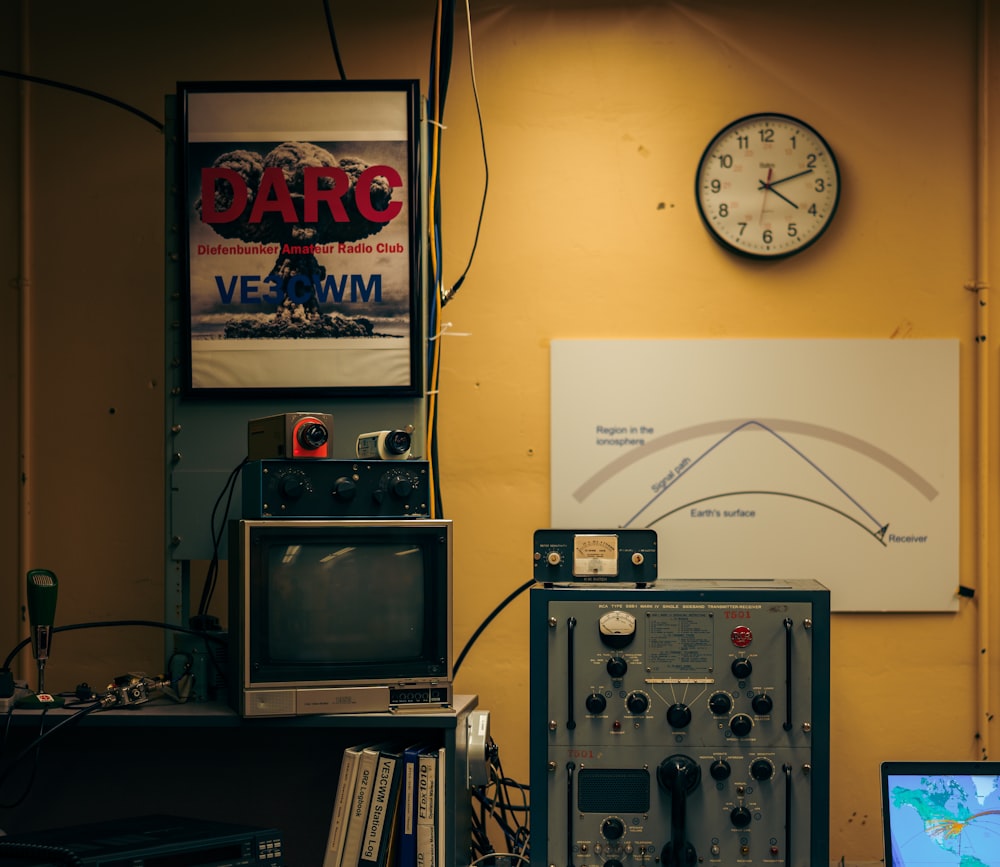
[530,579,830,867]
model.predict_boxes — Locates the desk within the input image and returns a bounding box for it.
[0,695,477,866]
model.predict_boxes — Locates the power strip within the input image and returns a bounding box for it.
[0,682,30,713]
[466,709,491,787]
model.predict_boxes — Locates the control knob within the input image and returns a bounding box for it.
[586,693,607,714]
[731,657,753,680]
[666,702,692,729]
[279,475,306,499]
[751,758,775,781]
[606,656,628,678]
[709,759,731,781]
[709,692,733,715]
[332,477,357,500]
[376,471,415,502]
[729,714,754,737]
[601,817,626,841]
[752,693,773,714]
[625,692,649,714]
[731,805,753,828]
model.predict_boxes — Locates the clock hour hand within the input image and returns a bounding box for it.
[757,182,799,209]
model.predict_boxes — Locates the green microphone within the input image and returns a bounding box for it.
[19,569,64,708]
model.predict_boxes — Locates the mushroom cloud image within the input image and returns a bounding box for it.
[196,141,402,338]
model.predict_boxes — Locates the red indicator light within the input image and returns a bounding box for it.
[731,625,753,647]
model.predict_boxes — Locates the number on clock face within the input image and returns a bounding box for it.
[695,113,841,259]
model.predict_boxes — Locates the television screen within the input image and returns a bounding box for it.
[267,540,425,662]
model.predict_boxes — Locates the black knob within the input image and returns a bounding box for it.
[656,754,701,793]
[709,759,731,781]
[750,758,775,781]
[332,477,356,500]
[601,817,625,840]
[279,476,305,499]
[752,693,773,714]
[607,656,628,678]
[391,476,414,497]
[666,702,692,729]
[729,714,754,737]
[730,805,753,828]
[709,692,733,715]
[586,693,607,714]
[626,692,649,714]
[731,657,752,679]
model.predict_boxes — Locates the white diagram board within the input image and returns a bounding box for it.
[550,339,959,612]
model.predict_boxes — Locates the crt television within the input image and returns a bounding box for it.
[228,518,452,717]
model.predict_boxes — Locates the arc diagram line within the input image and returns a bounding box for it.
[575,417,936,503]
[583,419,927,532]
[642,490,888,547]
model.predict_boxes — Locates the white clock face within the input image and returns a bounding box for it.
[695,113,840,259]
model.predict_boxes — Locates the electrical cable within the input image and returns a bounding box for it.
[453,578,534,677]
[423,0,489,518]
[1,620,226,673]
[0,702,103,800]
[196,457,249,618]
[442,0,488,306]
[0,707,44,810]
[425,0,452,520]
[469,745,530,864]
[321,0,348,80]
[0,70,163,132]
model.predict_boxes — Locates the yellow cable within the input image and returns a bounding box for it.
[426,0,444,518]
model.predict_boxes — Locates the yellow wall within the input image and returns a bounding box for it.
[1,1,997,861]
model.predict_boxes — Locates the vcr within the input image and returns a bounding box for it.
[0,814,283,866]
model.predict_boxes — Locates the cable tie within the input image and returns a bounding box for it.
[429,322,471,341]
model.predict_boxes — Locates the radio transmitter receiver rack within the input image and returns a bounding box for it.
[529,578,830,867]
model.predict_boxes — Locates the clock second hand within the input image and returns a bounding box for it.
[759,167,773,221]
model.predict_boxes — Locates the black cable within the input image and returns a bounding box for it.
[197,457,248,618]
[453,579,533,676]
[442,1,488,306]
[2,620,226,672]
[470,754,530,861]
[0,708,44,810]
[0,702,103,799]
[0,70,163,133]
[321,0,348,80]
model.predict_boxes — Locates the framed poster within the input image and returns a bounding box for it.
[178,80,422,397]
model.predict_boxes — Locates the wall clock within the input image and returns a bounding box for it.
[695,112,841,259]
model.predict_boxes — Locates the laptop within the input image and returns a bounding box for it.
[881,761,1000,866]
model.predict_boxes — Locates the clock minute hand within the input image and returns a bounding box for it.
[767,167,813,188]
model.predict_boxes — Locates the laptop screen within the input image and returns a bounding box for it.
[881,761,1000,866]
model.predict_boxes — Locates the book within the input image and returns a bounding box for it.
[435,746,447,867]
[341,742,392,867]
[415,748,438,867]
[359,744,403,867]
[398,743,429,867]
[323,742,366,867]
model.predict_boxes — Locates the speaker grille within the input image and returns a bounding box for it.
[577,768,650,813]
